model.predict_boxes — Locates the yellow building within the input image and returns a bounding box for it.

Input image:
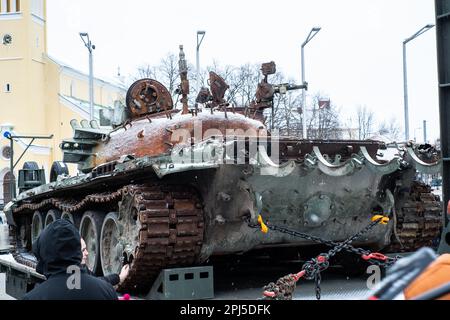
[0,0,126,206]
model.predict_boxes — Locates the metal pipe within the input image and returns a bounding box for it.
[301,27,321,140]
[403,42,410,141]
[196,31,206,96]
[423,120,427,144]
[14,138,35,169]
[79,33,95,122]
[89,46,94,122]
[301,45,306,139]
[9,137,14,201]
[402,24,434,142]
[7,135,54,140]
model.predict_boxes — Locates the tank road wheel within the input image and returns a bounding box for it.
[100,212,123,276]
[80,211,104,275]
[31,211,44,244]
[17,219,31,251]
[61,212,81,229]
[61,212,74,224]
[44,209,62,227]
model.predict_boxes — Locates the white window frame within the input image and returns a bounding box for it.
[0,0,7,14]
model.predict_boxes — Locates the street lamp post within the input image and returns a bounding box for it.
[196,31,206,96]
[79,32,96,122]
[402,24,434,141]
[301,27,321,140]
[3,132,53,202]
[423,120,427,144]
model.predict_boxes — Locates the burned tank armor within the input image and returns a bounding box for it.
[6,46,444,295]
[126,79,174,119]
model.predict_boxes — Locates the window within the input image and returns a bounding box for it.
[0,0,20,13]
[0,0,6,14]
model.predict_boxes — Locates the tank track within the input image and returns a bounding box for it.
[117,184,204,293]
[11,183,204,295]
[387,181,443,253]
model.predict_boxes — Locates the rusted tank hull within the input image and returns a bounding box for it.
[7,126,443,294]
[12,126,442,258]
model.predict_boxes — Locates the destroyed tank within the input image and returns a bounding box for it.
[5,46,443,294]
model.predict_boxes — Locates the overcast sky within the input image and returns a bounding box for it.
[47,0,439,142]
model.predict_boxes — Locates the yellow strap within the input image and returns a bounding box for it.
[258,215,269,234]
[372,215,390,225]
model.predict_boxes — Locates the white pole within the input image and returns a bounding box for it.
[403,42,410,141]
[402,24,435,141]
[301,27,321,140]
[301,45,307,139]
[89,44,94,122]
[196,31,206,96]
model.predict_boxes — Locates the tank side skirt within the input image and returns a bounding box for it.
[10,183,205,295]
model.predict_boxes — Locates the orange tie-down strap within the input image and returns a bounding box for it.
[404,254,450,300]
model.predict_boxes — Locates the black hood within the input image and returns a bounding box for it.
[33,219,82,277]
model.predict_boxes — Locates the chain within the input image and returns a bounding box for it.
[250,215,401,300]
[315,273,322,300]
[248,219,399,268]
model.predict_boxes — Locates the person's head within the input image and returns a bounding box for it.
[80,238,89,266]
[33,219,81,277]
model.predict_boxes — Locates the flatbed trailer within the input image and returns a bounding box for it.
[0,252,215,300]
[0,254,45,299]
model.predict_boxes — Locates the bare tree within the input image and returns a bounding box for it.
[234,64,262,107]
[158,53,179,99]
[133,64,158,81]
[307,93,342,139]
[377,118,402,141]
[357,105,375,140]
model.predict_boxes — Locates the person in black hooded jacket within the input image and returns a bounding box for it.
[23,219,118,300]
